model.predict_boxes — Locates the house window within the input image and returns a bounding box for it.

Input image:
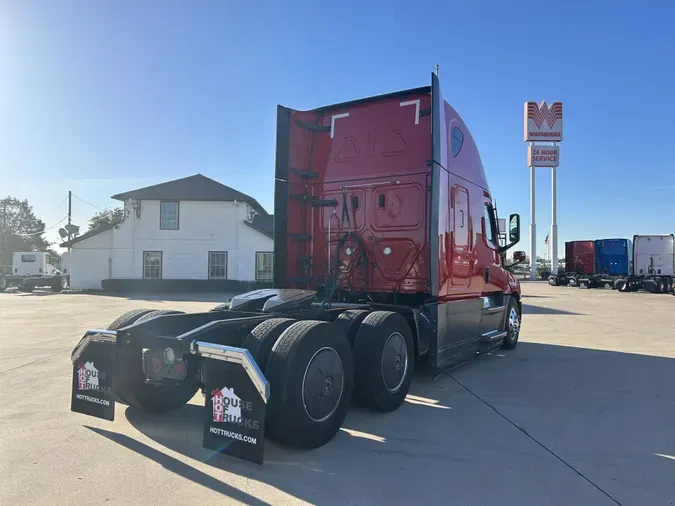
[208,251,228,279]
[255,252,274,281]
[143,251,162,279]
[160,201,179,230]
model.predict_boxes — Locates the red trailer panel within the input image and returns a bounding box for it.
[565,241,595,274]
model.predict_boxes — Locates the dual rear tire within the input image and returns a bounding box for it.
[351,311,415,412]
[264,320,355,448]
[242,310,415,448]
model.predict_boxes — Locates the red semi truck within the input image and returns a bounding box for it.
[549,241,596,286]
[69,73,525,464]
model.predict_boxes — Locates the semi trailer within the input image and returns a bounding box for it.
[614,234,674,293]
[69,73,525,464]
[0,252,69,293]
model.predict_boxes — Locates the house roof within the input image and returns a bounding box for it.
[60,223,117,248]
[243,214,274,239]
[111,174,268,216]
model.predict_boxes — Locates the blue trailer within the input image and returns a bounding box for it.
[577,238,632,289]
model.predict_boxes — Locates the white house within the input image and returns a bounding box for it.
[60,174,274,290]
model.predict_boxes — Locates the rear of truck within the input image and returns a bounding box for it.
[273,87,433,301]
[595,239,632,277]
[68,74,524,464]
[565,241,596,275]
[69,83,441,464]
[576,238,633,289]
[628,234,674,293]
[550,241,596,286]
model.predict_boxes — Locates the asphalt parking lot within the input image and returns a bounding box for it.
[1,283,674,506]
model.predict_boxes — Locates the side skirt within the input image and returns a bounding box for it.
[419,297,483,376]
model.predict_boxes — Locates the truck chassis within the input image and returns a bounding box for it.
[70,287,521,464]
[549,272,673,293]
[613,274,673,294]
[0,273,69,293]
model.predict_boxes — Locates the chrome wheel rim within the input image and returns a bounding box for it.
[302,347,344,422]
[381,331,408,393]
[509,308,521,342]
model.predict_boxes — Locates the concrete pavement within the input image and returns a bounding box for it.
[1,284,673,505]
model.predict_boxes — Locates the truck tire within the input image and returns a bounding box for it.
[501,297,522,350]
[644,279,659,293]
[106,308,156,331]
[265,320,354,448]
[51,275,68,292]
[0,275,7,292]
[351,311,415,412]
[241,318,296,373]
[331,309,370,346]
[19,281,34,293]
[115,309,200,413]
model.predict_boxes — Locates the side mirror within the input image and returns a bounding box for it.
[499,213,521,254]
[509,214,520,244]
[513,251,526,261]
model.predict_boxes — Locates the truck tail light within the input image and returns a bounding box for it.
[174,360,187,379]
[152,357,163,373]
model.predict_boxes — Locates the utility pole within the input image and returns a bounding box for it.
[67,190,72,284]
[67,191,72,244]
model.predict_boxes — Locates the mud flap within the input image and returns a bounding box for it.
[197,345,269,465]
[70,331,117,421]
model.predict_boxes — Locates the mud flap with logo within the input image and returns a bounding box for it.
[70,333,117,421]
[201,358,267,465]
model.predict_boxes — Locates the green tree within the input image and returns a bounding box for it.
[87,207,125,233]
[47,247,61,267]
[0,196,52,266]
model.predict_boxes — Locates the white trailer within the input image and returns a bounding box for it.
[0,252,69,293]
[615,234,674,294]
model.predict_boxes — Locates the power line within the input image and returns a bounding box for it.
[18,215,68,237]
[1,195,71,226]
[71,193,105,212]
[55,195,69,210]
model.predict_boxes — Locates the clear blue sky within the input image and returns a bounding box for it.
[1,0,674,257]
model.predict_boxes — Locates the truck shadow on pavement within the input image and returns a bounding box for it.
[83,342,675,505]
[521,303,583,315]
[2,288,60,297]
[84,426,274,506]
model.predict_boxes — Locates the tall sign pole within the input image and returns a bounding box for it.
[551,144,558,275]
[524,101,563,280]
[529,154,536,280]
